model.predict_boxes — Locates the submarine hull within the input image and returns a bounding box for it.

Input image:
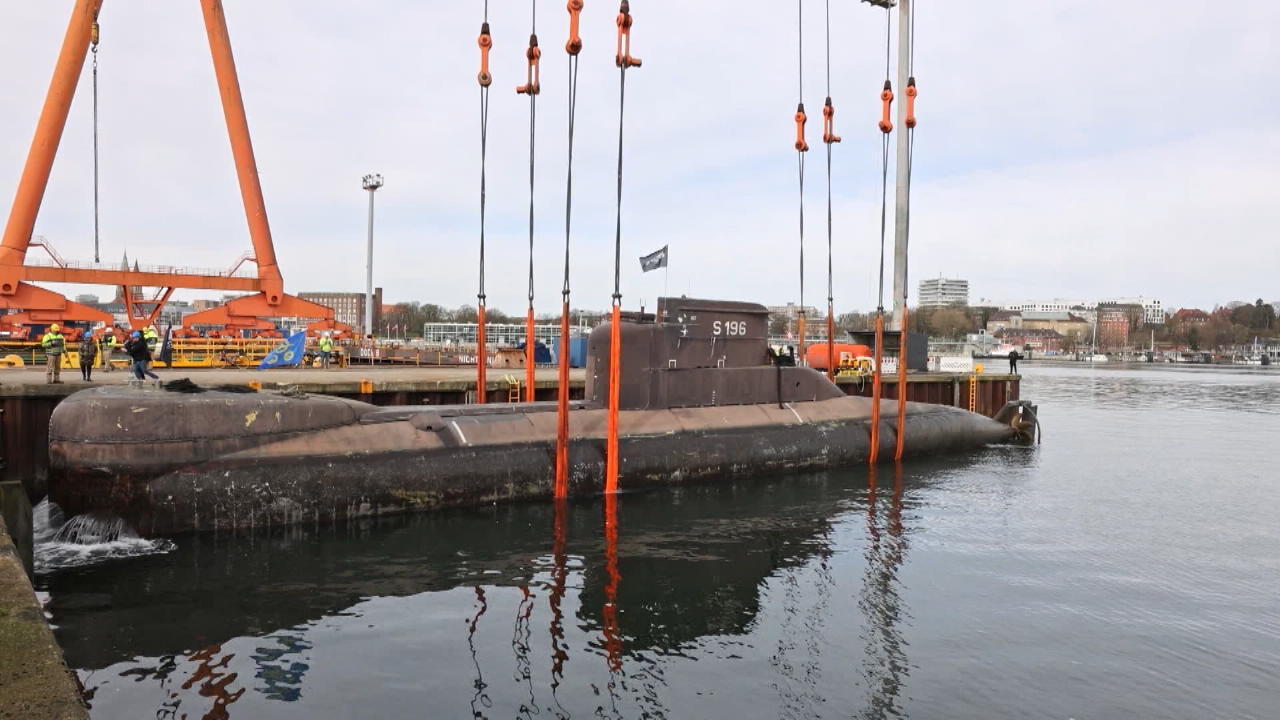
[48,387,1015,536]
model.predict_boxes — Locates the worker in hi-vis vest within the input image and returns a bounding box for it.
[41,323,66,384]
[318,333,335,370]
[101,332,118,372]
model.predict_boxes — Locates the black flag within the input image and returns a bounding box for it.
[639,245,668,273]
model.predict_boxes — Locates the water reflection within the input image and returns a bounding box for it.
[469,586,492,718]
[859,464,909,720]
[547,498,571,718]
[44,463,954,718]
[180,644,245,720]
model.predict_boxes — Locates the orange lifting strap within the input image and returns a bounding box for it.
[556,0,584,497]
[878,80,894,133]
[823,97,841,144]
[894,307,909,460]
[566,0,583,55]
[517,34,541,95]
[477,22,493,87]
[615,0,641,68]
[869,312,885,463]
[794,103,809,152]
[905,77,917,129]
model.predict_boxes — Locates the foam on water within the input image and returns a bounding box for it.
[33,499,175,573]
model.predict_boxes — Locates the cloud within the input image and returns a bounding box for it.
[1,1,1277,317]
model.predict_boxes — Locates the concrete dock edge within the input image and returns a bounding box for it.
[0,514,88,720]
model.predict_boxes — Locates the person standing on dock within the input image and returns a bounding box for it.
[41,324,66,384]
[125,331,159,382]
[1008,349,1022,374]
[318,333,334,370]
[101,331,117,372]
[78,334,98,382]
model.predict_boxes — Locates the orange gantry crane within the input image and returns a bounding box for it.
[0,0,339,332]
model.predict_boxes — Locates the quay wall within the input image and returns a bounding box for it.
[0,513,88,720]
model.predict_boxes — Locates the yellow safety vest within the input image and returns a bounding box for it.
[41,332,65,354]
[319,338,334,352]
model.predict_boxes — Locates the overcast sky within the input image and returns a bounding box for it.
[1,1,1277,315]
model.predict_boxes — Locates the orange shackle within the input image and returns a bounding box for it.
[822,97,841,144]
[517,34,542,94]
[795,103,809,152]
[615,1,641,68]
[878,80,894,134]
[566,0,584,56]
[905,77,918,129]
[477,22,493,87]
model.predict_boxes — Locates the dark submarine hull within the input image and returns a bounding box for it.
[47,385,1016,536]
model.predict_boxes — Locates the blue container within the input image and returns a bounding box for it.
[552,337,589,368]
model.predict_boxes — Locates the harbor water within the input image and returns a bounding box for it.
[35,365,1280,719]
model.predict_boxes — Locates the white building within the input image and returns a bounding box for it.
[997,296,1165,326]
[918,277,969,307]
[1102,296,1165,325]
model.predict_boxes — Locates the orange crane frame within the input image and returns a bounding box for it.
[0,0,337,332]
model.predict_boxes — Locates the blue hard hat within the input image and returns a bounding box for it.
[131,331,141,338]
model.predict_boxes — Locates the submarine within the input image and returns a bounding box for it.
[48,297,1030,536]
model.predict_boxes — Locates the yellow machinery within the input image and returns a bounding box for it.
[835,356,875,378]
[0,338,336,370]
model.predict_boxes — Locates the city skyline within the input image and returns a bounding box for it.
[1,2,1277,318]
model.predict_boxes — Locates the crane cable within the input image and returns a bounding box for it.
[793,0,810,366]
[91,18,100,264]
[894,0,917,462]
[555,0,584,498]
[822,0,841,381]
[606,0,641,496]
[476,2,493,404]
[869,4,893,465]
[518,1,542,403]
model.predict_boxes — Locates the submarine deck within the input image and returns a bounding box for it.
[0,365,1017,407]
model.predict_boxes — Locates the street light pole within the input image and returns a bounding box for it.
[362,173,383,337]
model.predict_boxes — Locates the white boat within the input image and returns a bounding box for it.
[1089,353,1109,363]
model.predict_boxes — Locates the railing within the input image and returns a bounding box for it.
[23,258,258,279]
